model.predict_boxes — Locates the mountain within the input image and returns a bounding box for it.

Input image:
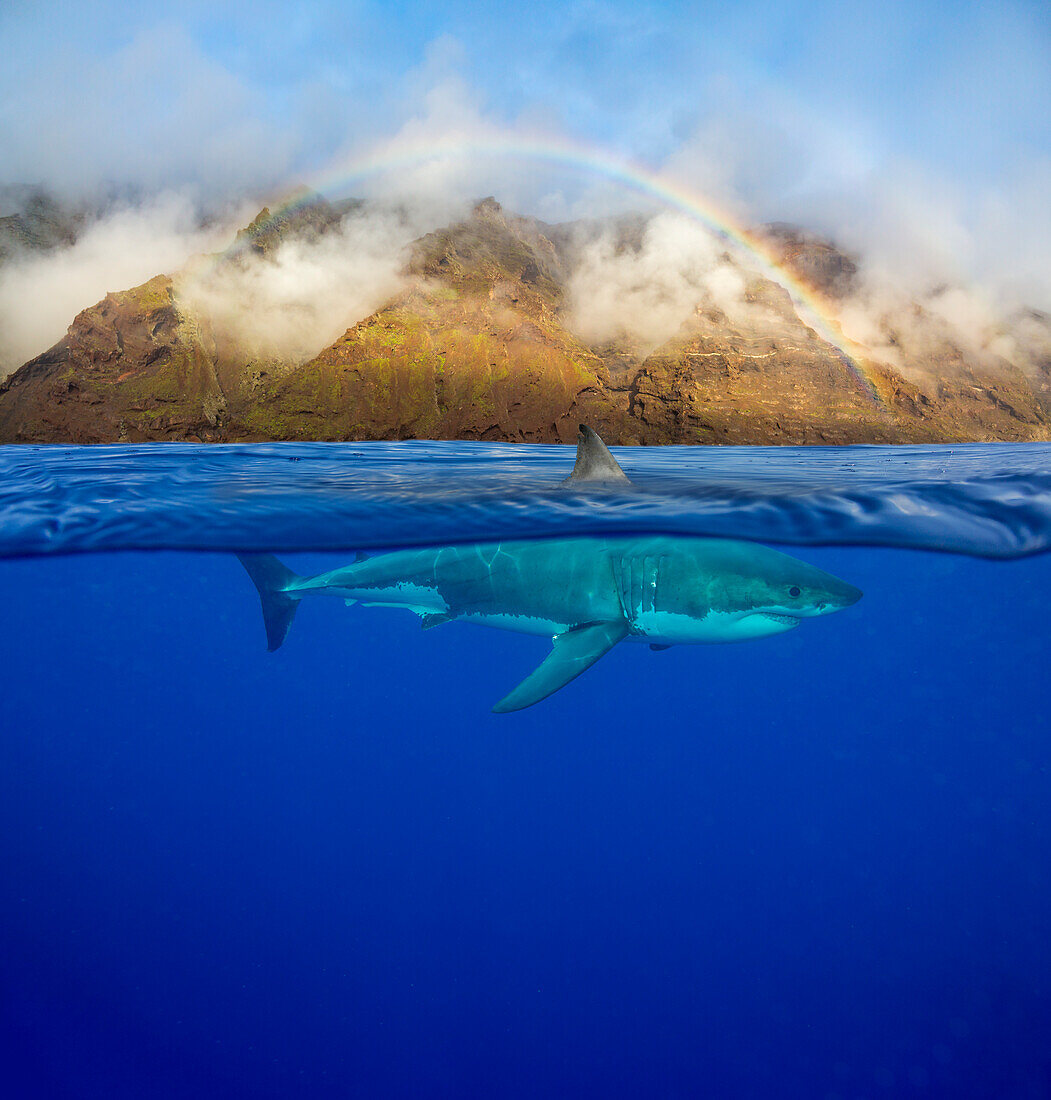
[0,187,90,263]
[229,190,364,259]
[0,275,224,442]
[0,197,1048,444]
[235,198,625,442]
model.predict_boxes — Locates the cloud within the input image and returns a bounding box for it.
[1,1,1049,379]
[0,193,249,375]
[178,205,415,369]
[564,213,754,352]
[0,22,302,200]
[322,39,599,224]
[0,193,427,380]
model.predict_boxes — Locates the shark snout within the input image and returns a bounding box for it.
[777,566,862,618]
[810,577,862,615]
[831,580,863,608]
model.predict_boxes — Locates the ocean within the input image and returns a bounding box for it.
[1,442,1049,1098]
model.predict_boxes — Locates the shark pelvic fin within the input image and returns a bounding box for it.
[562,425,631,486]
[237,553,302,652]
[420,611,455,630]
[492,619,629,713]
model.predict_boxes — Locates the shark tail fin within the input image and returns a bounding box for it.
[237,553,302,652]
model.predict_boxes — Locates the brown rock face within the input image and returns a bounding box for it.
[229,191,363,259]
[1008,309,1051,416]
[0,276,226,442]
[624,279,1048,445]
[761,223,859,300]
[238,200,623,443]
[0,198,1048,445]
[624,276,897,444]
[0,188,89,263]
[242,287,621,443]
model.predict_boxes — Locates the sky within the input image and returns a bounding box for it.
[1,0,1049,370]
[2,0,1048,207]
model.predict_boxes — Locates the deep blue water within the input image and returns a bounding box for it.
[1,443,1050,1099]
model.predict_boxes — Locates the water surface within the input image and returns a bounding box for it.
[1,443,1049,1099]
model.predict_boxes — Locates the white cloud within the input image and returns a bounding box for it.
[565,213,753,351]
[0,193,248,375]
[1,6,1049,382]
[179,206,415,368]
[0,22,297,198]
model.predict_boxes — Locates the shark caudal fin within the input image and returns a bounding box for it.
[237,553,302,652]
[562,425,631,486]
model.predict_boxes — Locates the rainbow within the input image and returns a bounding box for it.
[219,132,886,407]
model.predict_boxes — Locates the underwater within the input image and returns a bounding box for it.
[2,439,1050,1098]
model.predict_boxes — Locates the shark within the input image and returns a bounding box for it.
[238,427,861,712]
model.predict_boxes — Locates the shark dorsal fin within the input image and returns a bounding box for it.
[563,425,631,486]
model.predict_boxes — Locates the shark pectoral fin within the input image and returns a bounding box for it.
[420,611,455,630]
[492,620,630,714]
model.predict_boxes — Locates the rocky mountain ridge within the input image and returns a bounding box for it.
[0,187,91,264]
[1,196,1048,445]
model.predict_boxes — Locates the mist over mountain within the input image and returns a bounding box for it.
[1,0,1047,444]
[1,190,1048,445]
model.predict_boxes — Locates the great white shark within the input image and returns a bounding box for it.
[239,427,861,712]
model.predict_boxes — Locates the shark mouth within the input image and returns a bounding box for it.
[756,612,800,627]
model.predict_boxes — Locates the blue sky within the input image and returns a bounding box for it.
[3,0,1048,197]
[1,0,1049,303]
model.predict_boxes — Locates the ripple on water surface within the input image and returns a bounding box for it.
[0,442,1050,559]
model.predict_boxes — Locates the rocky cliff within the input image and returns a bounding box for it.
[0,187,90,264]
[0,275,225,442]
[1,197,1048,444]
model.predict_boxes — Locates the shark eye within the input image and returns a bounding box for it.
[788,585,801,598]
